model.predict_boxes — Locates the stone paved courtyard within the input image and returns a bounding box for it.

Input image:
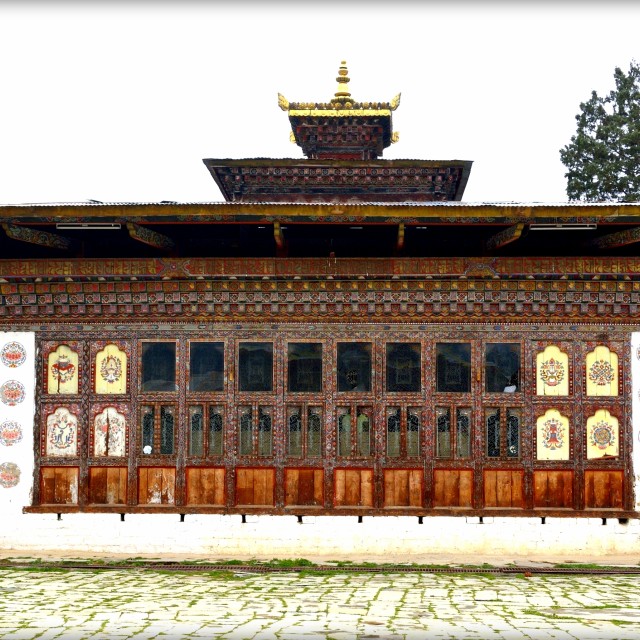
[1,563,640,639]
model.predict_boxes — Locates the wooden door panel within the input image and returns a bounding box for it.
[383,469,423,508]
[235,468,275,506]
[533,470,573,508]
[284,468,324,507]
[40,467,78,505]
[433,469,473,508]
[138,467,175,505]
[334,469,374,507]
[89,467,127,504]
[584,470,624,509]
[186,468,225,505]
[484,470,524,508]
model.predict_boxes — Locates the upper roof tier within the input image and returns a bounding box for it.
[278,61,401,160]
[203,61,472,203]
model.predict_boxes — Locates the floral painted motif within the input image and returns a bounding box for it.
[588,359,615,386]
[539,358,565,387]
[589,420,615,450]
[46,408,77,456]
[0,420,23,446]
[0,462,20,488]
[94,408,126,457]
[99,355,123,384]
[0,380,26,406]
[541,417,565,450]
[0,341,27,368]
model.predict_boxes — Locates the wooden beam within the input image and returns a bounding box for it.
[274,221,284,250]
[590,226,640,250]
[396,223,405,251]
[485,223,524,252]
[2,223,71,250]
[126,222,174,250]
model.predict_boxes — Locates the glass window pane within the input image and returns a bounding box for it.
[287,407,302,457]
[337,409,351,457]
[436,343,471,393]
[456,408,472,458]
[208,406,224,455]
[189,342,224,392]
[356,409,371,457]
[337,343,372,392]
[486,343,520,393]
[486,408,500,457]
[436,407,451,458]
[307,407,322,457]
[189,405,204,456]
[239,343,273,392]
[160,405,175,455]
[386,343,421,392]
[258,407,272,456]
[387,408,401,457]
[239,407,252,455]
[141,342,176,392]
[288,343,323,392]
[507,408,520,458]
[407,409,420,457]
[141,405,154,453]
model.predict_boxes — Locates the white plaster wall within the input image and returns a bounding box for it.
[0,332,35,515]
[1,513,639,560]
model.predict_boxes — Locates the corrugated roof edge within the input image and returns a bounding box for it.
[2,200,639,208]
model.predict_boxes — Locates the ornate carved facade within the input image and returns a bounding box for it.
[1,62,639,520]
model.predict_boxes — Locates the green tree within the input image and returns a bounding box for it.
[560,61,640,202]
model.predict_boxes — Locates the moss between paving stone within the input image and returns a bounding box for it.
[0,556,637,575]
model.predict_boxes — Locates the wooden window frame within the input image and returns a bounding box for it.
[385,405,421,459]
[237,404,274,457]
[187,403,225,458]
[336,404,373,458]
[139,403,177,457]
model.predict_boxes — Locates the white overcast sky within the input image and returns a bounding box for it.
[0,0,638,205]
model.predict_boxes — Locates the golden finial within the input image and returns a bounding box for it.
[390,93,401,111]
[331,60,351,106]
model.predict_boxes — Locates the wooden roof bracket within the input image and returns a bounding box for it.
[589,226,640,250]
[126,222,175,250]
[396,223,405,252]
[485,223,525,252]
[2,223,71,250]
[274,221,285,250]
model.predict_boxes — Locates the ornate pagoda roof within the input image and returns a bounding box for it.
[277,61,400,160]
[203,61,472,204]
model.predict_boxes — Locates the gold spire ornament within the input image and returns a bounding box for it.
[331,60,352,106]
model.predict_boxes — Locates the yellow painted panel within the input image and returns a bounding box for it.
[586,409,619,459]
[586,346,618,397]
[536,409,570,461]
[536,346,569,396]
[95,344,127,394]
[47,345,79,394]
